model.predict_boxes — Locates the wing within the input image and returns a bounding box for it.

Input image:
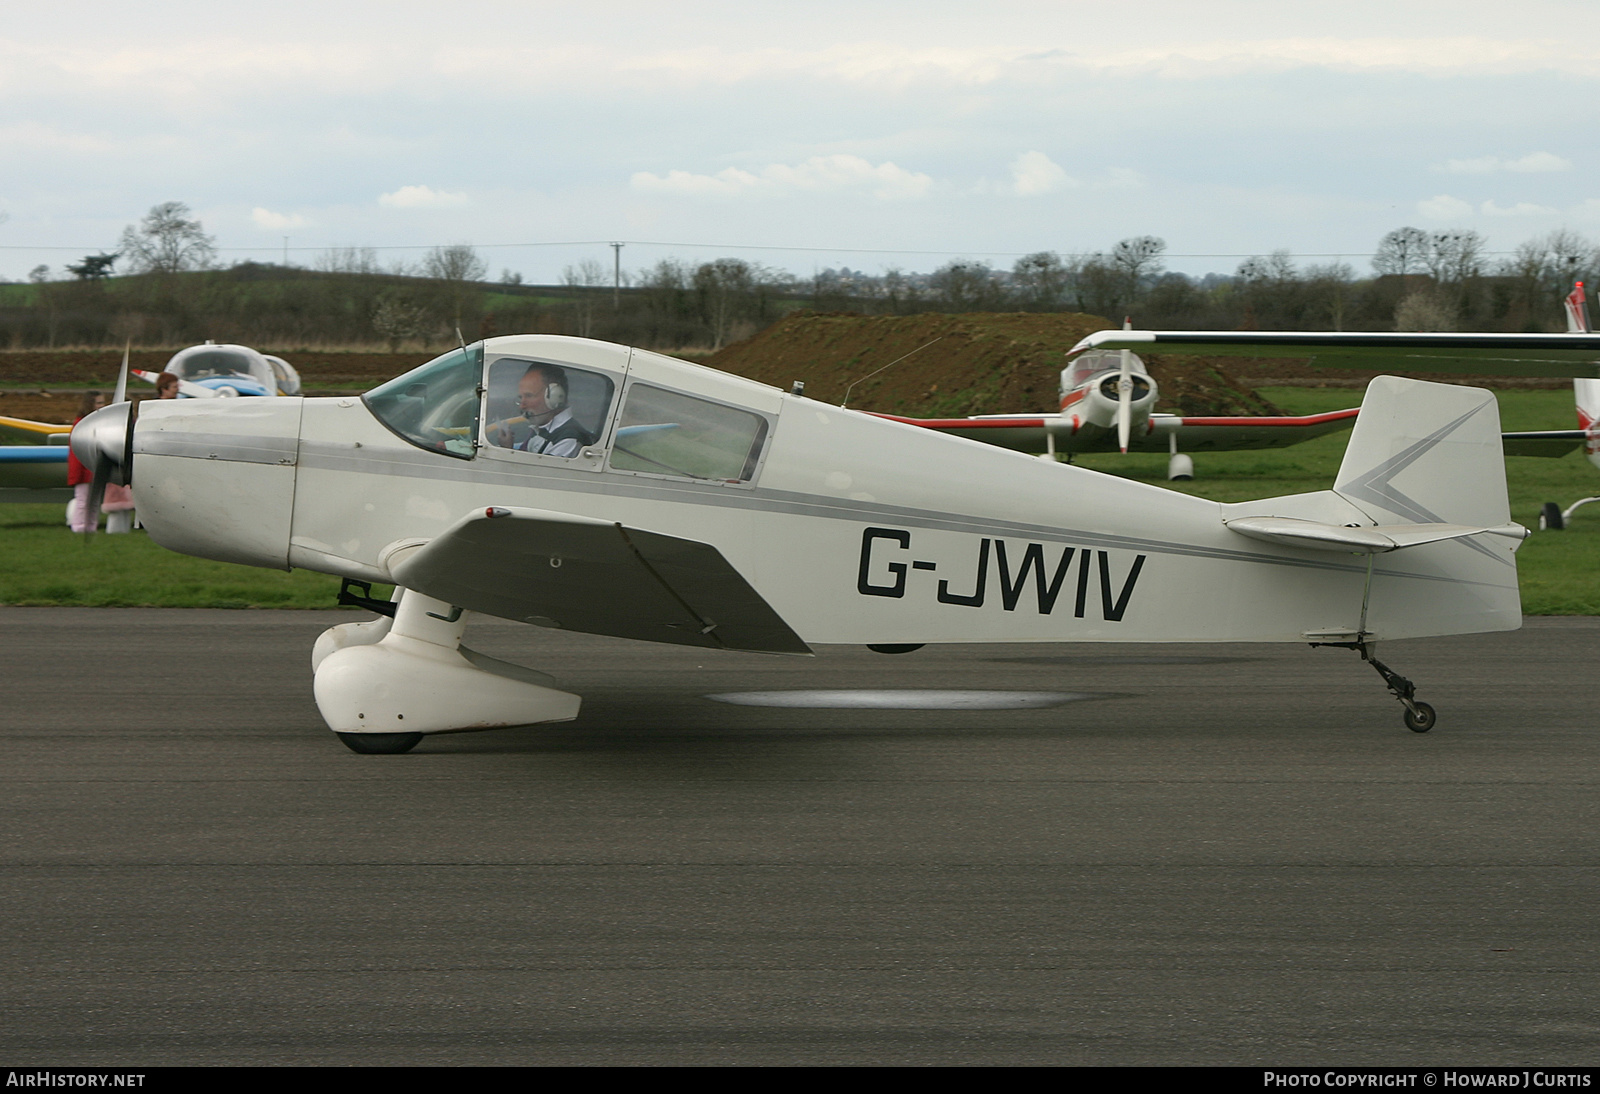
[868,413,1060,452]
[1145,409,1359,451]
[1069,330,1600,376]
[872,409,1358,454]
[1501,429,1587,457]
[0,445,68,489]
[387,506,810,654]
[0,415,71,445]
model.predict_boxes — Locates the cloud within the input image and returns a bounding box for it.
[251,207,307,231]
[1441,152,1572,174]
[1010,151,1073,196]
[1480,199,1557,216]
[1417,194,1474,220]
[631,155,933,201]
[378,185,469,209]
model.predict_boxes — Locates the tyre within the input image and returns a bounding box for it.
[1541,502,1565,531]
[1403,702,1436,734]
[336,732,424,754]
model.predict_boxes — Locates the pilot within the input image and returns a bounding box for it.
[498,362,595,458]
[155,372,179,399]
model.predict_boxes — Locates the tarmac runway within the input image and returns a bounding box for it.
[1,607,1597,1066]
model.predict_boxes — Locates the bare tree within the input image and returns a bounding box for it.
[423,244,488,333]
[316,246,381,275]
[1011,252,1069,311]
[117,202,217,274]
[562,259,609,338]
[695,258,759,348]
[1371,227,1430,277]
[1426,229,1485,284]
[928,259,1006,311]
[1110,236,1167,297]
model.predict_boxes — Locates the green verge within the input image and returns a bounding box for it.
[2,387,1596,612]
[0,507,347,608]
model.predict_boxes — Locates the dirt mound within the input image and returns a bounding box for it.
[704,311,1288,417]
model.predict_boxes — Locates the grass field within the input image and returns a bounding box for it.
[3,386,1597,612]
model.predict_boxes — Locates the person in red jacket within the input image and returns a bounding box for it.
[66,390,105,532]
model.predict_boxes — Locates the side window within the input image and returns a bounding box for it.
[363,344,483,459]
[485,358,616,460]
[608,383,769,483]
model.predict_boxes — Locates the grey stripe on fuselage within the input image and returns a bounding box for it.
[283,439,1512,591]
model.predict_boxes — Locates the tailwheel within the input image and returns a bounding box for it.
[337,732,424,755]
[1311,638,1438,733]
[1403,702,1437,734]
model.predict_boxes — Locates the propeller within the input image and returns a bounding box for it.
[1116,347,1133,454]
[73,344,135,535]
[1115,317,1136,454]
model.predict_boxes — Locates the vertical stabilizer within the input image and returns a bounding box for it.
[1566,281,1590,333]
[1575,377,1600,469]
[1334,376,1508,529]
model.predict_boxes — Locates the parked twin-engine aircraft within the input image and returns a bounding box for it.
[72,327,1600,754]
[877,335,1360,479]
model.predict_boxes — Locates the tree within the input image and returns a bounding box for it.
[1109,236,1166,295]
[1426,229,1485,284]
[371,292,431,352]
[1011,252,1069,311]
[423,244,488,332]
[694,258,759,348]
[1371,227,1429,277]
[562,259,608,338]
[928,259,1006,312]
[66,252,118,280]
[118,202,217,274]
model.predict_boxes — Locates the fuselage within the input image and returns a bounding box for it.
[109,335,1519,645]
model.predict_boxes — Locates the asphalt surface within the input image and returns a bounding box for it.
[1,608,1597,1066]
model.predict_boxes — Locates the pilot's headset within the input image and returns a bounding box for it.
[522,364,569,414]
[532,364,568,413]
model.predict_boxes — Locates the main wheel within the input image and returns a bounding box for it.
[1541,502,1565,531]
[1403,702,1436,733]
[337,731,424,754]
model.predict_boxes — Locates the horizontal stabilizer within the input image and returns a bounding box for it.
[388,506,810,654]
[1225,515,1526,554]
[1502,430,1585,458]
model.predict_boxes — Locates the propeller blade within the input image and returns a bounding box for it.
[112,341,131,405]
[1117,348,1133,453]
[83,460,109,536]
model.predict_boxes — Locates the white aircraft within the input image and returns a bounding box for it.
[73,331,1592,754]
[1495,283,1600,528]
[133,342,302,399]
[876,333,1359,479]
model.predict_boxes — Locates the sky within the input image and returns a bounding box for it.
[4,0,1600,283]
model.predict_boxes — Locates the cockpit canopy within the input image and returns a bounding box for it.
[165,344,281,397]
[1062,348,1148,392]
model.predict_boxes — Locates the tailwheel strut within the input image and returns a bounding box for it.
[1311,639,1436,733]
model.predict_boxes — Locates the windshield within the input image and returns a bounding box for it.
[363,344,483,459]
[1063,349,1143,390]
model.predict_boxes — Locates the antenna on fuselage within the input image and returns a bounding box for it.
[841,336,943,409]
